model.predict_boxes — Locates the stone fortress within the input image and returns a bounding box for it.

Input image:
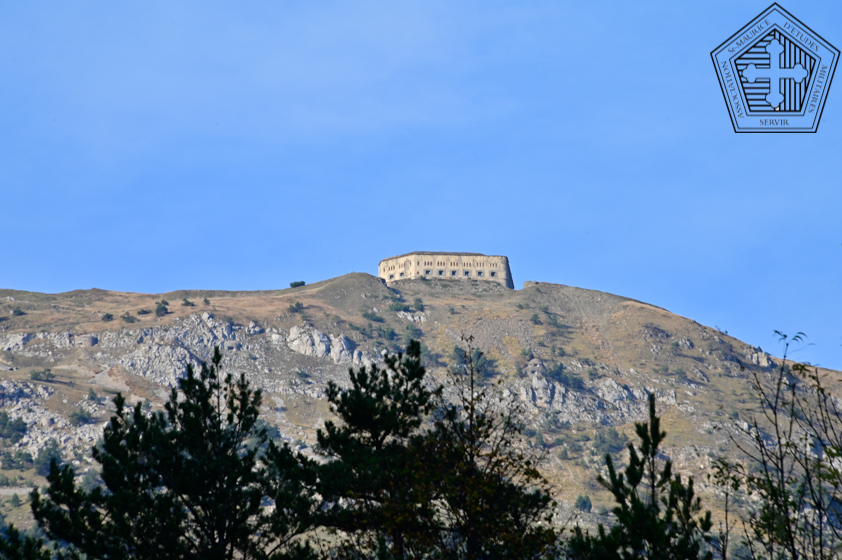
[378,252,514,289]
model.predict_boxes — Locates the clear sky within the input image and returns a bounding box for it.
[1,1,840,368]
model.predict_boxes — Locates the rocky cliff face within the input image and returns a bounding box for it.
[0,273,830,519]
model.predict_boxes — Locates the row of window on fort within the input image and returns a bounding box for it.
[383,260,501,281]
[384,267,501,281]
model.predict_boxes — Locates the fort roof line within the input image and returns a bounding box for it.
[378,251,498,264]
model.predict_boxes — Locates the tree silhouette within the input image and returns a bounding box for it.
[568,394,712,560]
[318,338,559,559]
[26,347,319,560]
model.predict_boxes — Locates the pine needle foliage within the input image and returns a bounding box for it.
[24,347,319,560]
[567,394,712,560]
[317,338,559,560]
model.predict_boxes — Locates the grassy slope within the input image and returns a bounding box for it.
[1,273,838,524]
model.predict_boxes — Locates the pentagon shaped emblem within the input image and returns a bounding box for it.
[711,4,838,132]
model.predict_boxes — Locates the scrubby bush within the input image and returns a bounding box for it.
[11,307,25,316]
[101,313,114,322]
[69,408,94,426]
[377,327,398,341]
[405,324,423,341]
[121,312,136,323]
[450,344,497,378]
[575,495,592,513]
[0,450,33,471]
[0,412,27,444]
[155,302,168,317]
[182,298,195,307]
[360,310,384,323]
[592,427,628,456]
[547,314,564,328]
[288,302,304,313]
[137,309,151,316]
[546,362,585,391]
[30,369,55,382]
[289,281,305,288]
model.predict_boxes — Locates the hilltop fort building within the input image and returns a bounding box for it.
[378,252,514,289]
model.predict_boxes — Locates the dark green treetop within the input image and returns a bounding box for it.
[24,347,319,560]
[317,338,559,559]
[567,393,712,560]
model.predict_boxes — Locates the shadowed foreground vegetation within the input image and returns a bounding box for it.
[1,334,841,559]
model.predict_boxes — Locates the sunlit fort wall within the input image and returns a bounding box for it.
[378,252,514,289]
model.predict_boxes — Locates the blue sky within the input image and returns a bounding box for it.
[1,1,840,368]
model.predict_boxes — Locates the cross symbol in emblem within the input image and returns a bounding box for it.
[743,39,808,109]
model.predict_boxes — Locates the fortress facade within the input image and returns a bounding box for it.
[378,252,514,289]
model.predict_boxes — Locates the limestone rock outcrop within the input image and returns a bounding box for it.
[523,358,546,377]
[1,333,33,352]
[749,350,773,368]
[396,311,426,323]
[287,326,331,359]
[286,326,375,368]
[352,349,376,369]
[329,334,355,364]
[0,380,54,404]
[119,344,202,387]
[594,378,631,405]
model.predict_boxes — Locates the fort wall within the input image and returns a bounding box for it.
[378,252,514,289]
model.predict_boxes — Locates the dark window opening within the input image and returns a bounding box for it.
[438,270,445,276]
[490,271,497,277]
[425,270,431,276]
[451,270,457,276]
[464,271,470,277]
[476,271,483,277]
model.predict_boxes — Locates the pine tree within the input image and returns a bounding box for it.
[567,394,712,560]
[25,347,319,560]
[0,526,53,560]
[424,338,558,559]
[316,340,440,558]
[317,339,559,559]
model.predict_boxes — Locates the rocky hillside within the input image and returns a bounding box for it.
[0,273,836,527]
